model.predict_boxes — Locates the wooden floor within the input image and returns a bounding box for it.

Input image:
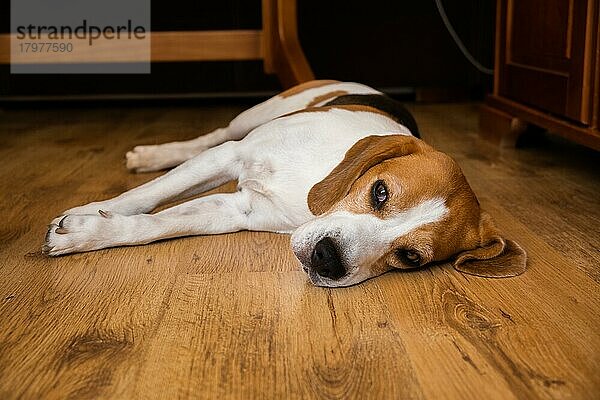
[0,102,598,399]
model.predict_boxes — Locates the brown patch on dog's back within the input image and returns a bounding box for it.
[279,80,340,98]
[306,90,349,107]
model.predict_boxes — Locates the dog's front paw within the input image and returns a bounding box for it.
[43,211,120,256]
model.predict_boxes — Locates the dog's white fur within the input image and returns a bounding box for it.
[44,81,446,287]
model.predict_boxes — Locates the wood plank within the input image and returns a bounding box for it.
[0,30,263,64]
[134,272,424,398]
[151,31,263,62]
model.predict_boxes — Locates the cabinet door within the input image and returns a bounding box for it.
[496,0,596,123]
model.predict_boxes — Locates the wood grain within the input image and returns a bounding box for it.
[0,103,598,399]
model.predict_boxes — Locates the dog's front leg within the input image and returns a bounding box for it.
[59,141,242,219]
[43,190,284,256]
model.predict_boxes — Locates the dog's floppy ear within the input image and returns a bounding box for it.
[308,134,430,215]
[453,212,527,278]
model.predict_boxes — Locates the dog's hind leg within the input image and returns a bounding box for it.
[43,190,286,256]
[59,141,242,218]
[126,84,344,172]
[126,126,242,173]
[126,100,286,173]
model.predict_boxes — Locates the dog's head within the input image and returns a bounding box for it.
[291,135,527,287]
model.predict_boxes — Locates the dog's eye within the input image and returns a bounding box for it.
[371,180,388,210]
[396,249,422,266]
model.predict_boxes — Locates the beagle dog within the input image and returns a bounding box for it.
[43,80,527,287]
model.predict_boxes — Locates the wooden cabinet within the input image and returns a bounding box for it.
[480,0,600,150]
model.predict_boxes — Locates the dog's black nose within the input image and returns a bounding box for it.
[311,237,345,279]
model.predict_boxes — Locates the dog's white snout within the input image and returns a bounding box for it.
[290,215,350,279]
[290,225,317,268]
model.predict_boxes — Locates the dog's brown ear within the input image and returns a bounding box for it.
[453,212,527,278]
[308,135,430,215]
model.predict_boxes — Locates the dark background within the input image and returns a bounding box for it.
[0,0,495,100]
